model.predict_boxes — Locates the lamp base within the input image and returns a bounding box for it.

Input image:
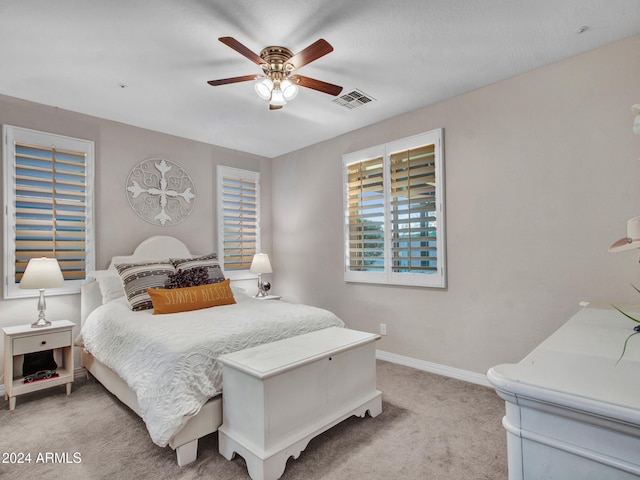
[31,303,51,328]
[31,318,52,328]
[254,274,270,297]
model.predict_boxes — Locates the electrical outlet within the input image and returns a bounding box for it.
[380,323,387,336]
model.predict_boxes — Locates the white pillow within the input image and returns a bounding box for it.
[92,269,125,304]
[231,285,251,302]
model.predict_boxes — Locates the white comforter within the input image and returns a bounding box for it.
[80,292,345,446]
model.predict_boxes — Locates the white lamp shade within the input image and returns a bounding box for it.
[269,87,286,106]
[255,78,274,100]
[250,253,272,274]
[281,79,298,101]
[19,257,64,289]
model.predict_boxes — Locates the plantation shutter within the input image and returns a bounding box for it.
[343,128,445,287]
[14,142,88,282]
[345,156,385,273]
[389,144,438,273]
[4,125,95,298]
[219,169,259,271]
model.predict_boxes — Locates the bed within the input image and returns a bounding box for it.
[79,236,345,466]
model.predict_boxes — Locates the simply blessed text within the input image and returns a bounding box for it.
[161,285,232,305]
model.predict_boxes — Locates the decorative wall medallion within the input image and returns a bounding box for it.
[126,158,196,226]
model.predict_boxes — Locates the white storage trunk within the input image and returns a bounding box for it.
[218,327,382,480]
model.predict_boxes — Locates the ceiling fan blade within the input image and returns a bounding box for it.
[207,75,257,86]
[287,39,333,70]
[219,37,264,66]
[294,75,343,96]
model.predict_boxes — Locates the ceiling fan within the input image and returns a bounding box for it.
[207,37,343,110]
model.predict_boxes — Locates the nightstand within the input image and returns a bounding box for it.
[3,320,75,410]
[254,294,282,300]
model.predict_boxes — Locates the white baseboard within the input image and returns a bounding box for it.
[376,349,491,388]
[1,358,490,404]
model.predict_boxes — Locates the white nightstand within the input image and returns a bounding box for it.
[254,294,281,300]
[3,320,75,410]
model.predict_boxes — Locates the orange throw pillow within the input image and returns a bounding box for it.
[147,279,236,314]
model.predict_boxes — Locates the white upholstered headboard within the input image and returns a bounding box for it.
[107,236,191,269]
[80,236,194,326]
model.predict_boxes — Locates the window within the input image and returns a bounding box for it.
[216,165,260,279]
[3,125,95,298]
[343,129,446,288]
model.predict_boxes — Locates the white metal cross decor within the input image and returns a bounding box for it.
[126,158,196,226]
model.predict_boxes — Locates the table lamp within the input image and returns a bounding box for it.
[250,253,272,297]
[19,257,65,328]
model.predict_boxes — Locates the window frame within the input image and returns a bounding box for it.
[216,165,261,281]
[3,125,95,299]
[342,128,446,288]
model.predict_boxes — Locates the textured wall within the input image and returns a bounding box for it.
[271,35,640,374]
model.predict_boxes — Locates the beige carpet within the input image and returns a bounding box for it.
[0,360,507,479]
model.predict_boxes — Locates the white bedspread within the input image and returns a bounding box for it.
[80,293,345,446]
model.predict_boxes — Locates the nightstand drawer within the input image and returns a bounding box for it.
[13,331,70,355]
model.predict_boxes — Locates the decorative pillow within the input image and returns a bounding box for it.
[147,279,236,314]
[92,269,125,304]
[165,266,210,289]
[115,261,176,311]
[171,253,225,284]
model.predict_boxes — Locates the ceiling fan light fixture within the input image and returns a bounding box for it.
[255,78,273,100]
[281,79,298,101]
[211,37,342,111]
[269,87,286,106]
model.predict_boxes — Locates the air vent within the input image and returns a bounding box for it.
[333,89,376,110]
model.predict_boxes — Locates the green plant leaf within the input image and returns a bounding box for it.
[616,331,640,365]
[611,304,640,323]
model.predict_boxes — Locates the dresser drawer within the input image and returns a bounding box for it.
[13,330,70,355]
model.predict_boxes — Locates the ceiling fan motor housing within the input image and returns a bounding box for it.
[260,46,294,70]
[259,46,297,84]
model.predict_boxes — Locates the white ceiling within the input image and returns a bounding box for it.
[1,1,639,158]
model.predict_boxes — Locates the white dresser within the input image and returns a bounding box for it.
[488,304,640,479]
[218,327,382,480]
